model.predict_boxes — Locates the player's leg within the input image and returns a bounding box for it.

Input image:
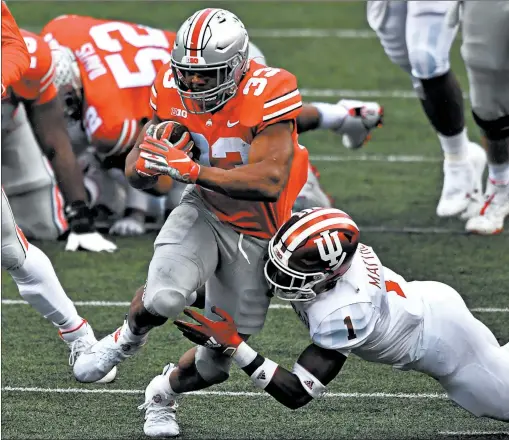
[1,188,115,383]
[73,187,219,383]
[405,1,486,218]
[2,104,68,239]
[408,281,509,420]
[462,1,509,234]
[140,223,270,437]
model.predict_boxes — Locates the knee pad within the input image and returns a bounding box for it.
[142,286,186,319]
[143,251,201,318]
[195,345,232,384]
[1,243,26,271]
[472,112,509,141]
[409,46,450,79]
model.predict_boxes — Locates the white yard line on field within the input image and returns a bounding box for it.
[249,28,376,39]
[2,299,507,313]
[1,386,448,399]
[442,434,509,437]
[308,154,441,163]
[27,26,376,39]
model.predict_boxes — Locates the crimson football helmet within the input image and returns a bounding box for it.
[264,208,360,301]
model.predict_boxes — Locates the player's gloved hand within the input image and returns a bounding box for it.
[335,100,384,149]
[137,136,200,184]
[64,201,117,252]
[174,306,243,356]
[109,216,146,236]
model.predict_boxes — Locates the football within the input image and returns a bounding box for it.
[150,120,200,160]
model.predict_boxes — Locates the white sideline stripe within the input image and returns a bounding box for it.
[1,300,506,313]
[308,154,441,163]
[1,386,447,399]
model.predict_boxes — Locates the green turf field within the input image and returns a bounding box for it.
[2,1,509,439]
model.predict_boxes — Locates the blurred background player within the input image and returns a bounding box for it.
[367,1,486,220]
[1,23,115,251]
[1,1,116,382]
[44,15,383,235]
[454,1,509,234]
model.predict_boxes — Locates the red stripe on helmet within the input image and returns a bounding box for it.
[188,8,215,57]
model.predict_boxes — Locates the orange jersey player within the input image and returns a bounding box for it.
[1,1,30,95]
[147,59,308,239]
[42,15,176,157]
[2,29,116,251]
[42,15,179,236]
[73,9,308,438]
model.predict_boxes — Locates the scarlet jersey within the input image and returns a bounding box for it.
[151,60,308,239]
[6,30,57,106]
[41,15,176,154]
[1,1,30,94]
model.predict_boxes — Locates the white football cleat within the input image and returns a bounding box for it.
[336,99,384,149]
[73,320,145,383]
[138,364,180,438]
[436,142,486,218]
[59,319,117,384]
[465,182,509,235]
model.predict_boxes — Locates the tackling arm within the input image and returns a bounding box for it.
[235,342,347,409]
[196,121,294,202]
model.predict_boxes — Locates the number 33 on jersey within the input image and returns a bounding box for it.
[151,60,308,239]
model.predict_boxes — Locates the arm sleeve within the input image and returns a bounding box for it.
[312,302,376,356]
[1,1,30,92]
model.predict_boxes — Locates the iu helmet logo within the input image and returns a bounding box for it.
[313,230,346,271]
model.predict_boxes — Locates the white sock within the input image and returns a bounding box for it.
[488,162,509,187]
[312,102,348,130]
[438,129,469,162]
[122,320,148,344]
[9,244,83,329]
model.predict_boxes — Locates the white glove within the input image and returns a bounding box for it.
[109,216,146,236]
[65,231,117,252]
[336,100,384,149]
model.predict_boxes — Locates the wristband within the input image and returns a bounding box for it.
[250,358,278,390]
[232,341,258,368]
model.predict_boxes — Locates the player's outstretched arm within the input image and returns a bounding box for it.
[174,306,347,409]
[196,121,294,202]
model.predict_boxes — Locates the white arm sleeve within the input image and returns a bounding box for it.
[311,303,376,356]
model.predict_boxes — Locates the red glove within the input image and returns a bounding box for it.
[136,135,200,183]
[174,306,243,356]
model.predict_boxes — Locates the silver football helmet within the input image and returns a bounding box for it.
[170,8,250,114]
[51,45,82,121]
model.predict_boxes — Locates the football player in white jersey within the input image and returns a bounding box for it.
[173,207,509,424]
[451,1,509,234]
[367,1,486,220]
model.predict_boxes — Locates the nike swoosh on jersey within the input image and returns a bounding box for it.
[227,120,240,127]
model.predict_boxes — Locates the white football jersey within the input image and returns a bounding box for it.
[292,243,426,369]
